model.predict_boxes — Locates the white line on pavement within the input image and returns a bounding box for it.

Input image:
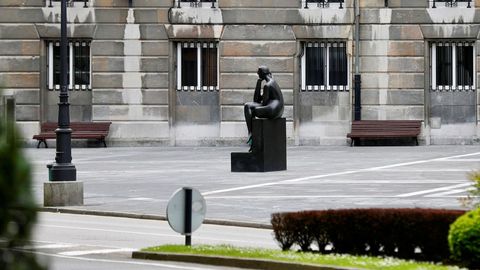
[59,248,137,256]
[15,249,217,270]
[38,224,270,245]
[396,183,473,197]
[425,187,476,197]
[21,244,78,250]
[206,195,400,199]
[203,152,480,196]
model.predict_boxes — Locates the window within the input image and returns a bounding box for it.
[301,41,348,91]
[177,42,218,91]
[431,41,475,91]
[47,40,91,90]
[429,0,472,8]
[302,0,344,9]
[176,0,217,8]
[47,0,89,8]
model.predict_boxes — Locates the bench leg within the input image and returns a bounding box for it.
[415,137,419,146]
[350,139,354,147]
[102,139,107,148]
[36,140,41,148]
[43,140,48,148]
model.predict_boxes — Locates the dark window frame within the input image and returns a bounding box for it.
[430,41,475,91]
[301,41,349,92]
[177,42,219,92]
[47,40,91,91]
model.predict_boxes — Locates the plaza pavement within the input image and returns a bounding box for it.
[26,145,479,225]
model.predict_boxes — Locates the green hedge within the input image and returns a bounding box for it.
[271,208,465,262]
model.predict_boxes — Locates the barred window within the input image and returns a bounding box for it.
[47,40,91,91]
[47,0,89,8]
[176,0,217,8]
[301,41,348,91]
[177,42,218,91]
[429,0,473,8]
[431,41,475,91]
[302,0,344,9]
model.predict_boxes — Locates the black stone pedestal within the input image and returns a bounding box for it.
[231,118,286,172]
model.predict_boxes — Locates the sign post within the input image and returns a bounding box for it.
[167,187,206,246]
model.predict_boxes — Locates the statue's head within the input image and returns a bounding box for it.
[257,66,271,80]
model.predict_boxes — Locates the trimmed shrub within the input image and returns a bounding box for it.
[271,208,464,262]
[448,208,480,268]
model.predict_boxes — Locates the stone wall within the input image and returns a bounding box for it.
[1,0,479,145]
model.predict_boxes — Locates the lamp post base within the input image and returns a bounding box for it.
[50,163,76,182]
[44,181,83,206]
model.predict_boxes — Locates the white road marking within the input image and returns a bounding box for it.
[425,187,476,197]
[21,244,78,250]
[206,195,400,199]
[38,224,269,245]
[396,183,473,197]
[435,159,480,162]
[204,152,480,196]
[59,248,136,256]
[14,249,218,270]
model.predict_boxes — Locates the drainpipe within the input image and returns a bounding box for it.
[353,0,361,121]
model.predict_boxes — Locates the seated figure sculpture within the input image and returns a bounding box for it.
[244,66,284,151]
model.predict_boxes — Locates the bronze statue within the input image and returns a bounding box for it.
[244,66,284,150]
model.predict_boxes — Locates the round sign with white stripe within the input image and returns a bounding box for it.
[166,187,206,234]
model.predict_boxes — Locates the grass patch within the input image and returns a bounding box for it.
[143,245,464,270]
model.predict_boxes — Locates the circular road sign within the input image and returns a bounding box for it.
[166,187,206,234]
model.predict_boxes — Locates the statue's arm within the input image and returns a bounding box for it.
[253,79,262,103]
[262,85,270,105]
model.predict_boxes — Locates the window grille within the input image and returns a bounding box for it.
[302,0,344,9]
[430,41,475,91]
[429,0,472,8]
[47,40,91,91]
[301,41,348,91]
[177,42,218,91]
[47,0,89,8]
[176,0,216,8]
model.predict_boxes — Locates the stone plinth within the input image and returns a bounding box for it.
[231,118,286,172]
[44,181,84,207]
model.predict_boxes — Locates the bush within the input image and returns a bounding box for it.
[0,113,45,269]
[448,208,480,268]
[271,208,464,262]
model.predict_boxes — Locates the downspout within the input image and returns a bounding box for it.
[353,0,362,121]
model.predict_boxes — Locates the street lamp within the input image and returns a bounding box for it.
[44,0,82,207]
[50,0,76,182]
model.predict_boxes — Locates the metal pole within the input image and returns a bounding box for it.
[50,0,77,182]
[83,0,87,8]
[129,0,133,8]
[184,188,192,246]
[354,0,361,121]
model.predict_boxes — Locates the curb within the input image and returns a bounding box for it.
[132,251,360,270]
[38,207,273,229]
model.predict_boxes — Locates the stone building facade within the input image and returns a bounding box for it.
[1,0,479,146]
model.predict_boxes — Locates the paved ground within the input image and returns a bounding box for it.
[26,145,479,224]
[25,212,273,270]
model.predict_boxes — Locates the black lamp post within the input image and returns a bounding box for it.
[50,0,76,182]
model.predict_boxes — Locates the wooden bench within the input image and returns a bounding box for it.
[33,122,112,148]
[347,120,422,146]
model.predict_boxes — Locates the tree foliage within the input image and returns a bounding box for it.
[0,111,46,269]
